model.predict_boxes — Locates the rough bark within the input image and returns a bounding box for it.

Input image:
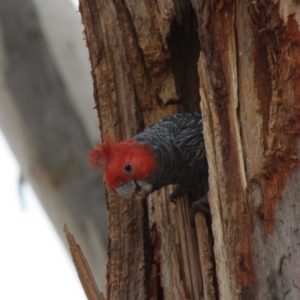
[197,0,300,299]
[79,0,208,299]
[80,0,300,299]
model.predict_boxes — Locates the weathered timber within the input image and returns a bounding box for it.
[197,1,300,299]
[80,0,300,299]
[79,0,208,299]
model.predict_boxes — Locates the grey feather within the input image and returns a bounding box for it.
[132,113,207,193]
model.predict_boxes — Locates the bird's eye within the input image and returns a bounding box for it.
[124,164,132,173]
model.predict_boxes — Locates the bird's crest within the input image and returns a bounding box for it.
[89,138,115,168]
[89,137,157,189]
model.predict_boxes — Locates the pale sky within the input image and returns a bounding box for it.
[0,1,96,298]
[0,130,86,300]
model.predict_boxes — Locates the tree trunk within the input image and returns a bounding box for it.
[79,0,300,299]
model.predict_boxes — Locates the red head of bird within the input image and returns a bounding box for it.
[89,138,157,199]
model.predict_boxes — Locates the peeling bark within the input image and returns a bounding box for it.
[198,0,300,299]
[79,0,207,299]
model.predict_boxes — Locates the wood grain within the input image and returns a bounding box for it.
[79,0,205,299]
[64,225,104,300]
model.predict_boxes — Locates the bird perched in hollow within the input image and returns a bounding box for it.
[89,113,208,212]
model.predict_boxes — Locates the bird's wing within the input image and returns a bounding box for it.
[133,113,207,174]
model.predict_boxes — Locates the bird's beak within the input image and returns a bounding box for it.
[115,180,153,200]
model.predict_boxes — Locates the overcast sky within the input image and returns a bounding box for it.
[0,130,86,300]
